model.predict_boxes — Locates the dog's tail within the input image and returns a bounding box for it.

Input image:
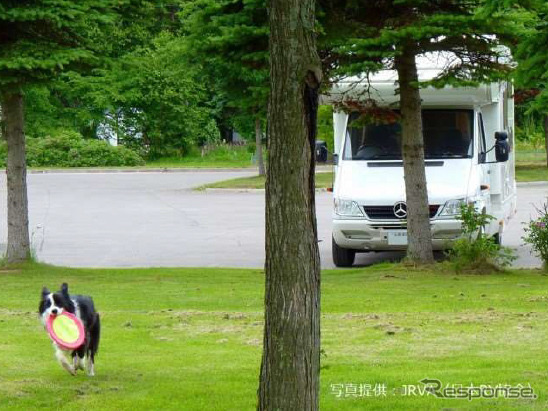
[88,312,100,361]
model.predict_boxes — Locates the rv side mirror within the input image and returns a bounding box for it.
[315,140,328,163]
[333,153,339,166]
[494,131,510,162]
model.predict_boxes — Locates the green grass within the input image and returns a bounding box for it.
[514,141,548,182]
[515,164,548,182]
[516,151,547,166]
[2,263,548,409]
[197,171,333,190]
[515,139,547,165]
[145,145,259,169]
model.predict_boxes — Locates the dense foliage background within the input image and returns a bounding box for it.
[0,0,546,167]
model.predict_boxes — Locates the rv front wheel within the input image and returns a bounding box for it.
[332,237,356,267]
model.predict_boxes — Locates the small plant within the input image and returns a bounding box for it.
[448,203,515,273]
[522,202,548,270]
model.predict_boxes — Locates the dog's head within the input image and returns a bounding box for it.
[39,283,75,322]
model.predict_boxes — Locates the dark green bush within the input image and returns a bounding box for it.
[0,132,145,167]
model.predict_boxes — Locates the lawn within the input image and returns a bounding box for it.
[515,164,548,182]
[2,263,548,410]
[145,145,260,169]
[197,171,333,190]
[515,143,548,182]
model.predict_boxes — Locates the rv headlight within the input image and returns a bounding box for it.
[440,197,485,217]
[334,198,364,217]
[439,198,466,216]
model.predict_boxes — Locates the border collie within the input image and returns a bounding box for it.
[39,283,100,376]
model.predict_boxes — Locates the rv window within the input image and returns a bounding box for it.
[344,110,474,160]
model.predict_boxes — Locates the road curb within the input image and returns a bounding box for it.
[0,168,258,174]
[1,165,333,175]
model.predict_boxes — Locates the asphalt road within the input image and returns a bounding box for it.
[0,170,546,268]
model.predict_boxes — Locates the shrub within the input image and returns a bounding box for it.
[448,204,515,273]
[522,202,548,269]
[0,132,145,167]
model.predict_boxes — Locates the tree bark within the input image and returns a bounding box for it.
[544,114,548,168]
[395,45,434,264]
[2,90,30,263]
[255,117,266,176]
[258,0,321,409]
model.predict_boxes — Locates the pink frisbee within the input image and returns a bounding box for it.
[46,312,85,351]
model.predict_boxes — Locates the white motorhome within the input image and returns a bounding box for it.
[329,61,516,267]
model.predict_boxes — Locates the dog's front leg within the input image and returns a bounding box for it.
[54,345,75,376]
[86,356,95,377]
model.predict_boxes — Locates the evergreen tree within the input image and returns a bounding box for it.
[513,0,548,166]
[181,0,269,174]
[320,0,521,263]
[0,0,116,263]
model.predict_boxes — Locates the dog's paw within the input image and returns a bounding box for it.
[87,362,95,377]
[62,362,76,376]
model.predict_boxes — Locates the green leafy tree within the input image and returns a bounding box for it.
[513,0,548,166]
[182,0,269,174]
[17,2,188,148]
[63,32,216,158]
[0,0,115,263]
[319,0,522,263]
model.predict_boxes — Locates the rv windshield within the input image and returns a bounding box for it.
[343,110,474,160]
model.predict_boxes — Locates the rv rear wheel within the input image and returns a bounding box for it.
[332,237,356,267]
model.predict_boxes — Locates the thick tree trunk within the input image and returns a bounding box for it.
[255,117,266,176]
[395,46,434,264]
[544,114,548,168]
[258,0,321,409]
[2,90,30,263]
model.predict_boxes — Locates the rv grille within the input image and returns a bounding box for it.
[363,205,440,220]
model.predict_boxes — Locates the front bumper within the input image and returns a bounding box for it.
[332,218,462,251]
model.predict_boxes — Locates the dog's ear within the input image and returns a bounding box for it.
[41,287,50,298]
[61,283,69,297]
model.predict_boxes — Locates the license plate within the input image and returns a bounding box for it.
[387,230,408,245]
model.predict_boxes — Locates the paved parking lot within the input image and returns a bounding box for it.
[0,170,546,268]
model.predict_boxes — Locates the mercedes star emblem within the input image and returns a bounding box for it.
[393,201,407,219]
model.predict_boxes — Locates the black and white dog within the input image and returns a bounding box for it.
[39,283,100,376]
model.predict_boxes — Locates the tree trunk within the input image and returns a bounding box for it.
[2,90,30,264]
[544,114,548,168]
[255,117,266,176]
[395,45,434,264]
[258,0,321,409]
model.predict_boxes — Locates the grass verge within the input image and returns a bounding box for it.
[1,263,548,410]
[197,171,333,190]
[146,145,259,169]
[515,164,548,182]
